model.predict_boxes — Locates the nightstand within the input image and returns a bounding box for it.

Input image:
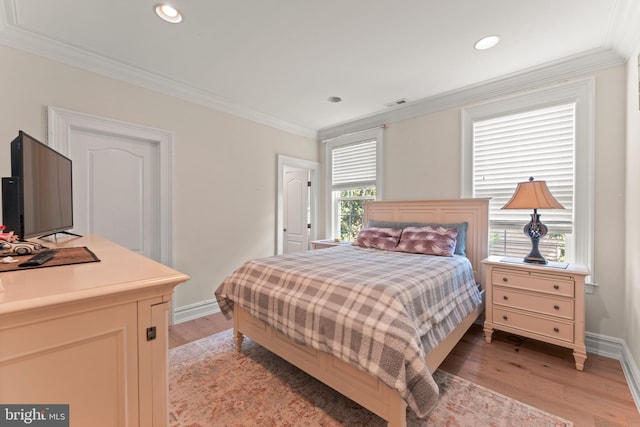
[310,239,351,249]
[482,255,590,370]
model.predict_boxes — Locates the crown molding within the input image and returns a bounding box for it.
[318,48,626,140]
[605,0,640,58]
[0,12,317,140]
[1,0,634,143]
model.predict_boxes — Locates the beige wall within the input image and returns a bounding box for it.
[626,47,640,371]
[1,41,634,344]
[382,66,627,338]
[384,109,462,199]
[592,66,627,338]
[0,44,319,310]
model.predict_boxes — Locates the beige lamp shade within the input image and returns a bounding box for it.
[502,178,564,210]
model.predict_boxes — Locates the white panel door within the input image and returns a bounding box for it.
[48,107,173,264]
[283,168,309,253]
[73,130,159,258]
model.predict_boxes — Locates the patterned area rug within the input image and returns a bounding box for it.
[169,329,573,427]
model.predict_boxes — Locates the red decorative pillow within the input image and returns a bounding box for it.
[352,227,402,251]
[395,226,458,257]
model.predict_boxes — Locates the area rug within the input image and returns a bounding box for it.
[169,329,573,426]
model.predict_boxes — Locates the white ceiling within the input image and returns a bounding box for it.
[1,0,639,138]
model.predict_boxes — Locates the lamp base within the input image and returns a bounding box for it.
[523,251,548,264]
[522,210,548,265]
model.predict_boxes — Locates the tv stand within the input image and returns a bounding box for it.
[38,230,83,240]
[0,235,190,425]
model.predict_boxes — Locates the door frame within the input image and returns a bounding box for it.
[47,106,175,266]
[277,155,319,255]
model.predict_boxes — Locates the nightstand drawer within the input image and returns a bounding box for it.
[493,307,574,342]
[492,269,574,297]
[493,287,574,319]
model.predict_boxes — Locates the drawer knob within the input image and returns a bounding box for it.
[553,284,560,290]
[503,295,509,300]
[502,277,508,282]
[554,327,560,333]
[554,305,560,310]
[502,315,508,320]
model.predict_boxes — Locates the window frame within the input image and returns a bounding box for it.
[324,128,384,240]
[461,78,595,281]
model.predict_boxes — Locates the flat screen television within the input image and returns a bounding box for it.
[2,130,75,240]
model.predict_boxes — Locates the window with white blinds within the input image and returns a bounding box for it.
[473,103,575,234]
[325,128,382,241]
[463,78,594,275]
[331,139,377,190]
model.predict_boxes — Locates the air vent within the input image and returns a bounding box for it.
[385,98,408,108]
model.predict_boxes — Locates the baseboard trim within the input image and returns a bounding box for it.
[172,298,220,325]
[586,331,640,412]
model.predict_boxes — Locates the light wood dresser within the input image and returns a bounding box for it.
[0,234,189,426]
[482,255,590,370]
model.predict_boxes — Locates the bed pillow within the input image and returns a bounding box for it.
[394,226,458,257]
[352,227,402,251]
[367,220,468,256]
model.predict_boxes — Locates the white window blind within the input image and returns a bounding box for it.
[331,139,377,190]
[473,103,575,234]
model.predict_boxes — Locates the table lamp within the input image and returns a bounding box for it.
[502,177,564,264]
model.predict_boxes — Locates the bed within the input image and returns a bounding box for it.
[215,199,489,427]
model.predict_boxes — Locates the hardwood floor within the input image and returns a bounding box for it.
[169,313,640,426]
[169,313,233,349]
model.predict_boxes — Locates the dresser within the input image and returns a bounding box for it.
[0,235,189,426]
[482,256,590,370]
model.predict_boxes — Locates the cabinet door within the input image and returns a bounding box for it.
[137,298,170,427]
[0,302,139,426]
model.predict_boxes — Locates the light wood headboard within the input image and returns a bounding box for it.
[363,199,490,287]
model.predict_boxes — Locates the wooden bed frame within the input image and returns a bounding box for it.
[233,199,489,427]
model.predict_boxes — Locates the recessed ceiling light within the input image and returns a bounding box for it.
[154,4,183,23]
[474,35,500,50]
[328,96,342,103]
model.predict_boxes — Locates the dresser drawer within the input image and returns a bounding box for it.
[493,307,574,342]
[493,287,574,320]
[492,268,574,297]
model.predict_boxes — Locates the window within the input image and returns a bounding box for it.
[462,79,595,278]
[325,128,383,241]
[473,103,575,262]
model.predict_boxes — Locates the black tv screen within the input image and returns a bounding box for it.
[3,131,74,239]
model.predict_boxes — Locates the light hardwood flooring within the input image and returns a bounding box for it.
[169,314,640,426]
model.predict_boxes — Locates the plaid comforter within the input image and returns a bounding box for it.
[215,245,482,417]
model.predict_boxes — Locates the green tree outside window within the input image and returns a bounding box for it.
[337,188,376,241]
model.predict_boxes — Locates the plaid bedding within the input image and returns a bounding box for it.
[215,245,482,417]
